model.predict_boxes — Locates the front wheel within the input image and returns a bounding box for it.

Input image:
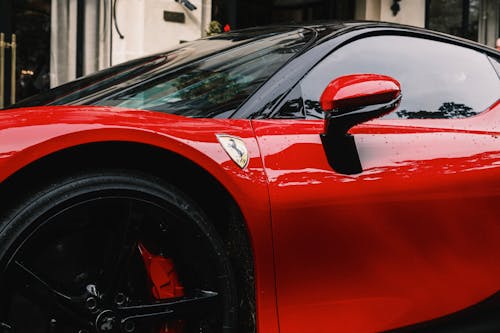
[0,171,238,333]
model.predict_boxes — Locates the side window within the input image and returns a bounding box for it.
[292,35,500,120]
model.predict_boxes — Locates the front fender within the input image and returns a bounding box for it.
[0,105,280,333]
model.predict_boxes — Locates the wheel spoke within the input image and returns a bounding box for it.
[8,261,92,328]
[118,289,218,323]
[11,261,74,304]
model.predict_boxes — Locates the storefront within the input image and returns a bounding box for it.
[1,0,211,109]
[0,0,50,107]
[0,0,498,109]
[0,0,110,107]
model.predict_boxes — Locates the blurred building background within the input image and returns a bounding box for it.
[0,0,499,108]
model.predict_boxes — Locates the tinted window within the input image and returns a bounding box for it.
[93,31,311,118]
[293,35,500,119]
[9,55,167,109]
[11,28,312,118]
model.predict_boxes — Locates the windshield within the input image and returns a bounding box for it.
[11,27,313,118]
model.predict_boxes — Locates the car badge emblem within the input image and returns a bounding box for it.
[216,134,249,169]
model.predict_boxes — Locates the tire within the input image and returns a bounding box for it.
[0,170,238,333]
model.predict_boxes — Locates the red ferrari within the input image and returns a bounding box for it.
[0,22,499,333]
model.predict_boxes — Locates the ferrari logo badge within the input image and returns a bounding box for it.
[216,134,249,169]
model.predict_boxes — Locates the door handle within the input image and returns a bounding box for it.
[0,32,17,109]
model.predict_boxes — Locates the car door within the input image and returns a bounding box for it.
[251,34,500,332]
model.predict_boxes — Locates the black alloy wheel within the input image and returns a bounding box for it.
[0,171,238,333]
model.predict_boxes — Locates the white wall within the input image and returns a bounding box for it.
[355,0,425,28]
[112,0,211,65]
[50,0,78,87]
[380,0,425,27]
[84,0,112,75]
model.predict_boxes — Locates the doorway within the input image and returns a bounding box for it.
[0,0,51,108]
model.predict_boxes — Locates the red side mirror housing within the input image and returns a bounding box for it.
[320,74,401,112]
[320,74,402,175]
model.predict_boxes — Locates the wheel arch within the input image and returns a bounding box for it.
[0,140,256,332]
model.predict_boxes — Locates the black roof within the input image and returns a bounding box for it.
[224,20,499,55]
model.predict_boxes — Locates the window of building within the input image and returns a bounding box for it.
[426,0,480,41]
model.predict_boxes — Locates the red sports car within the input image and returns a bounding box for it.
[0,22,499,333]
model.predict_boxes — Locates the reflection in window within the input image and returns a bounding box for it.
[304,100,323,119]
[274,85,305,118]
[396,102,477,119]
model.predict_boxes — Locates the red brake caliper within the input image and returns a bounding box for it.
[138,243,185,333]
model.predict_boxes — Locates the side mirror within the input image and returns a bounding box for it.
[320,74,401,174]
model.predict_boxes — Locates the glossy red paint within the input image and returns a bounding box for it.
[320,74,401,112]
[0,106,279,333]
[251,100,500,332]
[0,99,499,332]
